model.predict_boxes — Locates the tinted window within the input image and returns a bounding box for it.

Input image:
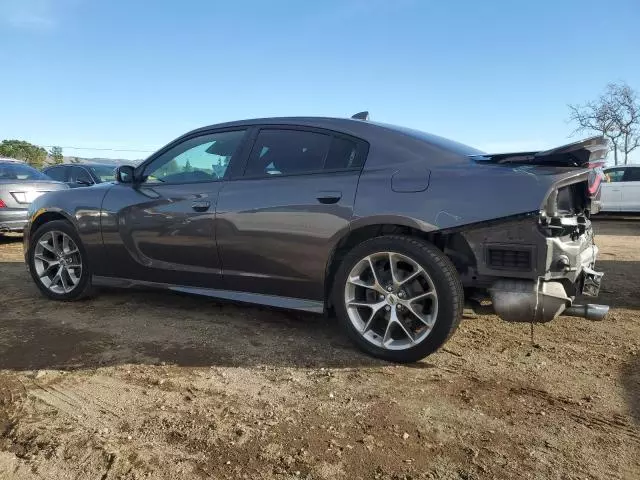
[44,166,68,182]
[245,129,361,177]
[73,167,93,184]
[89,165,116,182]
[326,136,360,170]
[0,163,49,180]
[624,167,640,182]
[144,130,246,184]
[604,168,626,183]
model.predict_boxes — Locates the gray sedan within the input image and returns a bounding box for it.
[22,114,609,362]
[0,160,68,233]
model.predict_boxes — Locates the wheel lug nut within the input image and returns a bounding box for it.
[387,286,393,292]
[385,305,391,312]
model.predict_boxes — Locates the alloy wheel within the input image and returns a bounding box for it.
[33,230,83,294]
[344,251,438,350]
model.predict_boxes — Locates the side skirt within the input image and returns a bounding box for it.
[92,275,325,313]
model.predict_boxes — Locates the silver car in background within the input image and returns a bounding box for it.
[0,160,68,233]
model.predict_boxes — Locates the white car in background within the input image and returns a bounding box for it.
[600,165,640,212]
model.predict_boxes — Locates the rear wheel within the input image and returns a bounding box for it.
[28,220,93,301]
[333,235,463,363]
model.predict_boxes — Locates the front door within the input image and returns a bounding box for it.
[216,127,368,300]
[101,129,249,287]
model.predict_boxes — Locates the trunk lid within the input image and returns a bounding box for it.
[471,136,608,215]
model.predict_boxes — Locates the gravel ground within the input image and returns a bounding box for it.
[0,220,638,479]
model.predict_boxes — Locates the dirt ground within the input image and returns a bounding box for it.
[0,220,638,480]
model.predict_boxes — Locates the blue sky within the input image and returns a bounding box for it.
[1,0,639,162]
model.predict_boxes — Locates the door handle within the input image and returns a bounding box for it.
[191,200,211,212]
[316,191,342,204]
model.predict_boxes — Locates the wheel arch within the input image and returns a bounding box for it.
[324,219,478,312]
[30,209,76,236]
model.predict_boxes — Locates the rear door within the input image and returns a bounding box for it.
[600,168,626,211]
[620,167,640,212]
[101,129,249,287]
[216,127,368,301]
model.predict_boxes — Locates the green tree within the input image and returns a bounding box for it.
[183,159,193,172]
[50,146,64,164]
[0,139,47,168]
[163,159,180,174]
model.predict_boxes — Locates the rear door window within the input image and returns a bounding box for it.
[244,129,364,177]
[71,166,94,185]
[44,166,69,182]
[604,168,626,183]
[623,167,640,182]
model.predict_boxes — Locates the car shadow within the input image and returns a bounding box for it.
[0,233,22,245]
[0,261,397,371]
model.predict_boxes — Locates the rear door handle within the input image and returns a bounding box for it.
[191,200,211,212]
[316,191,342,204]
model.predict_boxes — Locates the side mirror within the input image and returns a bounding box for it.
[116,165,136,184]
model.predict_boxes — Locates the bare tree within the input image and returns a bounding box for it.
[612,84,640,164]
[568,82,640,165]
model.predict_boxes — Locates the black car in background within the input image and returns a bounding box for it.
[43,163,117,188]
[23,114,609,362]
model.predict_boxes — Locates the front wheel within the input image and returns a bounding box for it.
[28,220,93,301]
[333,235,463,363]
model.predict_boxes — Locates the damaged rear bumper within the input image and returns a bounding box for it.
[488,225,605,322]
[458,213,607,323]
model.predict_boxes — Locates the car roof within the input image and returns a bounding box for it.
[183,116,482,156]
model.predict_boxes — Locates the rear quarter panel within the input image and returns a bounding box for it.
[354,140,586,230]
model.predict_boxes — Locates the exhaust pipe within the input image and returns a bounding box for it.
[563,304,609,321]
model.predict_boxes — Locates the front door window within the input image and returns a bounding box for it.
[143,130,247,184]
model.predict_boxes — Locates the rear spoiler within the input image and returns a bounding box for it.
[471,136,608,168]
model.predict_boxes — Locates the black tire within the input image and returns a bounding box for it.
[332,235,463,363]
[28,219,93,301]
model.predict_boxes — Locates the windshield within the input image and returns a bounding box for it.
[0,163,50,180]
[88,165,116,182]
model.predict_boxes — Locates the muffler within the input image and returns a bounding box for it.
[489,279,570,323]
[489,279,610,323]
[563,304,609,321]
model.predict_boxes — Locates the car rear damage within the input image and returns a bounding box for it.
[455,136,609,323]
